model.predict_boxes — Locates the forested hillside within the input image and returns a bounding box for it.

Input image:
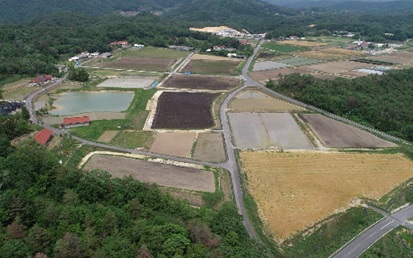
[268,69,413,141]
[0,113,272,257]
[0,13,241,76]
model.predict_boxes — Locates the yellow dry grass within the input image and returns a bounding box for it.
[191,54,239,61]
[190,26,235,33]
[280,41,327,47]
[240,151,413,242]
[297,47,365,61]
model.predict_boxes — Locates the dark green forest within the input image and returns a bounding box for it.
[0,113,271,257]
[268,68,413,141]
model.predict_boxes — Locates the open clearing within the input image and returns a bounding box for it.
[302,61,368,74]
[150,132,197,158]
[151,92,219,129]
[97,77,156,88]
[229,112,312,149]
[300,114,397,148]
[276,57,321,66]
[230,89,305,113]
[110,131,154,149]
[88,57,175,72]
[2,78,40,100]
[279,40,327,47]
[263,42,309,52]
[253,61,289,71]
[193,133,226,163]
[297,48,365,61]
[97,130,119,143]
[182,59,242,75]
[240,151,413,241]
[84,154,214,192]
[161,74,239,90]
[250,67,311,82]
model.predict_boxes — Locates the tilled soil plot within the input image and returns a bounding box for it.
[151,92,219,129]
[84,154,215,192]
[161,74,239,90]
[193,133,226,163]
[300,114,397,148]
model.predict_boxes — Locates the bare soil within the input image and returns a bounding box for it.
[150,132,197,158]
[182,59,241,75]
[300,114,397,148]
[84,154,215,192]
[151,92,220,129]
[161,74,240,90]
[301,61,368,74]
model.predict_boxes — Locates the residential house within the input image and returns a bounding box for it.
[110,41,130,48]
[34,128,53,145]
[134,44,144,49]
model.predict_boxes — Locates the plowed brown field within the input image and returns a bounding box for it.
[241,151,413,242]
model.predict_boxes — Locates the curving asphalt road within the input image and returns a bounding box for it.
[24,42,265,239]
[331,205,413,258]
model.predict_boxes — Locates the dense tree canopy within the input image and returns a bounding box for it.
[269,68,413,141]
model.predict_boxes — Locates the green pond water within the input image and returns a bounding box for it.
[50,91,135,116]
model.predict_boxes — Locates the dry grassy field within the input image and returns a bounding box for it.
[88,57,175,72]
[84,154,215,192]
[182,59,241,75]
[97,131,119,143]
[240,151,413,242]
[297,48,365,61]
[250,68,311,82]
[280,40,327,47]
[230,89,305,113]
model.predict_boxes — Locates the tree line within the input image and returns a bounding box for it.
[268,68,413,142]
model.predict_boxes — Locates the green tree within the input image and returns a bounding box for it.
[68,68,89,82]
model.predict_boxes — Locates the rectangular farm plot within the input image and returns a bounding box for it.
[250,67,310,82]
[228,113,271,149]
[161,74,240,90]
[302,61,368,74]
[230,89,305,113]
[182,59,242,75]
[84,154,215,192]
[253,61,288,72]
[88,57,175,72]
[150,132,197,158]
[193,133,226,163]
[241,151,413,241]
[98,77,156,89]
[276,57,321,67]
[151,92,220,129]
[300,114,397,148]
[261,113,313,149]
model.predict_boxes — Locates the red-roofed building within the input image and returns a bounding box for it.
[63,116,90,128]
[34,128,53,145]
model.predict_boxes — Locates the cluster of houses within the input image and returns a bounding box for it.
[0,101,24,116]
[29,74,55,86]
[34,116,90,146]
[68,51,101,62]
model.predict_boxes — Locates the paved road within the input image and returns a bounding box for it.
[331,205,413,258]
[24,42,265,239]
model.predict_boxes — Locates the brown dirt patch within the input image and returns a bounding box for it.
[84,154,215,192]
[300,114,397,148]
[163,189,204,207]
[230,89,305,113]
[161,74,240,90]
[151,92,220,129]
[250,68,310,82]
[241,151,413,241]
[191,54,237,61]
[302,61,368,74]
[97,131,119,143]
[150,132,197,158]
[297,48,365,61]
[193,133,226,163]
[369,55,409,65]
[280,41,327,47]
[89,57,175,72]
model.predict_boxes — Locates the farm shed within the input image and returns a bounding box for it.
[34,128,53,145]
[63,116,90,128]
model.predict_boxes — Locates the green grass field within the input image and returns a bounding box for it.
[184,59,242,75]
[263,42,309,53]
[110,131,154,149]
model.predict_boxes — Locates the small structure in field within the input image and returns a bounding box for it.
[34,128,53,145]
[63,116,90,128]
[134,44,144,49]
